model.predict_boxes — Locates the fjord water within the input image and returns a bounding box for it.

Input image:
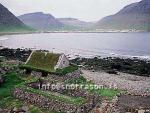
[0,33,150,58]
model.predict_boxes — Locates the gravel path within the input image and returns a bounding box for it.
[82,70,150,95]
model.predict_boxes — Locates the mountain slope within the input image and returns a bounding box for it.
[96,0,150,31]
[18,12,64,30]
[0,3,31,32]
[57,18,93,29]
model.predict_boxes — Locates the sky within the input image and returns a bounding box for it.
[0,0,141,22]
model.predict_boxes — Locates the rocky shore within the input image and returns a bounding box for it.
[82,70,150,96]
[71,57,150,77]
[0,48,31,62]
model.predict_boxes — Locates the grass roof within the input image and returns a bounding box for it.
[26,51,61,72]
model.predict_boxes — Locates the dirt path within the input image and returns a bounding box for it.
[82,70,150,95]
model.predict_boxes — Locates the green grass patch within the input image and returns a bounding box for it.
[0,97,23,109]
[94,88,119,99]
[29,106,62,113]
[0,24,35,33]
[0,72,25,99]
[56,64,78,75]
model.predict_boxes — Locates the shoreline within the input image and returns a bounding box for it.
[0,46,150,61]
[0,30,150,36]
[1,48,150,77]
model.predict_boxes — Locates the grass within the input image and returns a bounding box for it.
[0,24,34,33]
[56,64,78,75]
[0,72,25,99]
[29,105,64,113]
[0,72,24,110]
[26,52,60,72]
[0,97,23,109]
[94,88,119,99]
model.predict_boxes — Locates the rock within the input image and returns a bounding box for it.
[106,70,118,75]
[13,107,18,112]
[0,108,3,112]
[21,106,29,112]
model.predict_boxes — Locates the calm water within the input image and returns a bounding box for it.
[0,33,150,58]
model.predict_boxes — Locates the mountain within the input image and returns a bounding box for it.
[18,12,64,30]
[0,3,31,32]
[57,18,93,29]
[96,0,150,31]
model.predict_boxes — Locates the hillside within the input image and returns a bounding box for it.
[0,3,31,32]
[18,12,64,31]
[58,18,93,29]
[96,0,150,31]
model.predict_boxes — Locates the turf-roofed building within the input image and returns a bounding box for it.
[22,51,70,75]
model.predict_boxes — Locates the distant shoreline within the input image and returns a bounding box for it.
[0,30,149,36]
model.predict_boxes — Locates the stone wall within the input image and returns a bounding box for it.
[14,88,77,113]
[30,69,82,82]
[14,88,100,113]
[47,69,82,82]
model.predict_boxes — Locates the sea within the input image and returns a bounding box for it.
[0,32,150,59]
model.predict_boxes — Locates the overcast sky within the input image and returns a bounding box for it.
[0,0,141,22]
